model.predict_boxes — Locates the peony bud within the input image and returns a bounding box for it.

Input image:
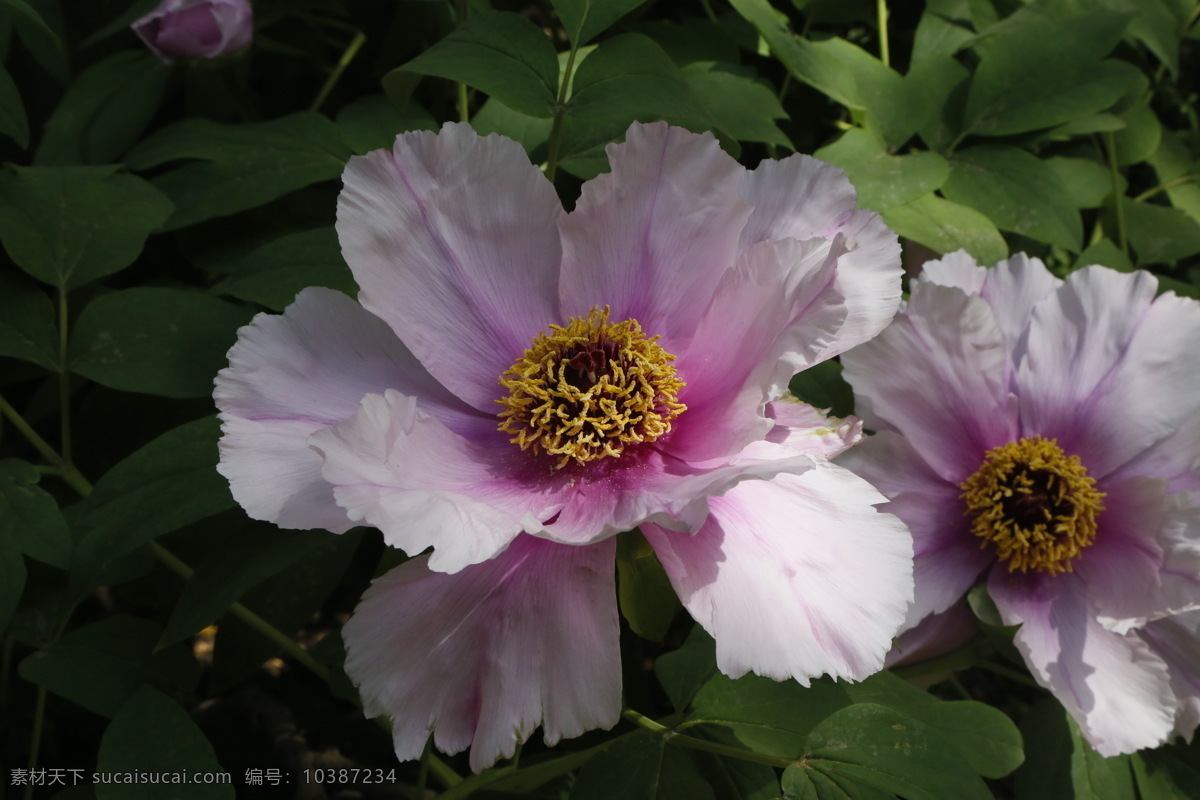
[132,0,253,64]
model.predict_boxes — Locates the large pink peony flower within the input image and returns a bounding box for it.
[215,121,913,770]
[841,251,1200,755]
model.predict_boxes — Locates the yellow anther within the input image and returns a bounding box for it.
[961,436,1105,574]
[497,307,686,469]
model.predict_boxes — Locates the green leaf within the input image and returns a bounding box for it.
[880,193,1008,264]
[815,129,950,212]
[471,97,553,159]
[655,625,719,711]
[0,519,25,631]
[560,33,711,162]
[69,418,234,598]
[1013,699,1076,800]
[0,459,72,567]
[335,94,437,156]
[0,166,173,290]
[911,8,975,65]
[397,11,559,118]
[1149,132,1200,226]
[1122,198,1200,264]
[790,703,1000,800]
[97,686,233,800]
[210,227,356,311]
[69,288,253,398]
[680,62,790,149]
[0,269,57,370]
[1044,156,1117,209]
[1040,113,1127,142]
[963,13,1141,137]
[912,701,1023,779]
[729,0,921,147]
[158,525,335,649]
[942,144,1082,250]
[34,51,171,166]
[687,673,853,758]
[1075,239,1134,273]
[1069,720,1137,800]
[125,113,352,230]
[0,63,28,148]
[1134,743,1200,800]
[0,0,61,50]
[18,615,201,718]
[616,529,681,641]
[912,55,970,153]
[1111,86,1162,167]
[552,0,649,46]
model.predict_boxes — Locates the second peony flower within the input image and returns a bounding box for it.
[841,251,1200,756]
[132,0,253,64]
[215,121,914,770]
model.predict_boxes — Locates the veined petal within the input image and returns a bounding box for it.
[644,462,913,683]
[920,252,1061,363]
[337,123,564,411]
[558,122,753,342]
[215,287,474,532]
[343,536,621,772]
[990,569,1175,756]
[1139,611,1200,742]
[842,282,1017,481]
[667,236,847,462]
[311,389,565,572]
[1018,268,1200,477]
[739,154,901,359]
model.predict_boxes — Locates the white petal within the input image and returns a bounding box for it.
[337,123,564,411]
[645,462,913,683]
[343,536,621,772]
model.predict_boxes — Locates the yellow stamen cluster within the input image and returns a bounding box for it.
[497,307,686,469]
[960,436,1105,575]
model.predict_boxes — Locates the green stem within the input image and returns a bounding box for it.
[544,42,581,183]
[23,686,46,800]
[0,393,91,497]
[1105,132,1128,256]
[1134,173,1200,203]
[876,0,890,67]
[458,82,470,124]
[971,659,1040,687]
[699,0,719,23]
[56,289,71,465]
[622,709,795,768]
[310,30,366,113]
[1182,2,1200,36]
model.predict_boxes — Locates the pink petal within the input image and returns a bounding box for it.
[644,462,913,683]
[738,154,901,360]
[666,236,847,462]
[1018,267,1200,477]
[1139,611,1200,742]
[1076,477,1169,633]
[1114,406,1200,496]
[920,251,1061,362]
[538,439,822,546]
[343,536,621,772]
[310,390,565,572]
[990,569,1175,756]
[558,122,753,342]
[337,123,564,411]
[215,287,474,532]
[841,282,1017,481]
